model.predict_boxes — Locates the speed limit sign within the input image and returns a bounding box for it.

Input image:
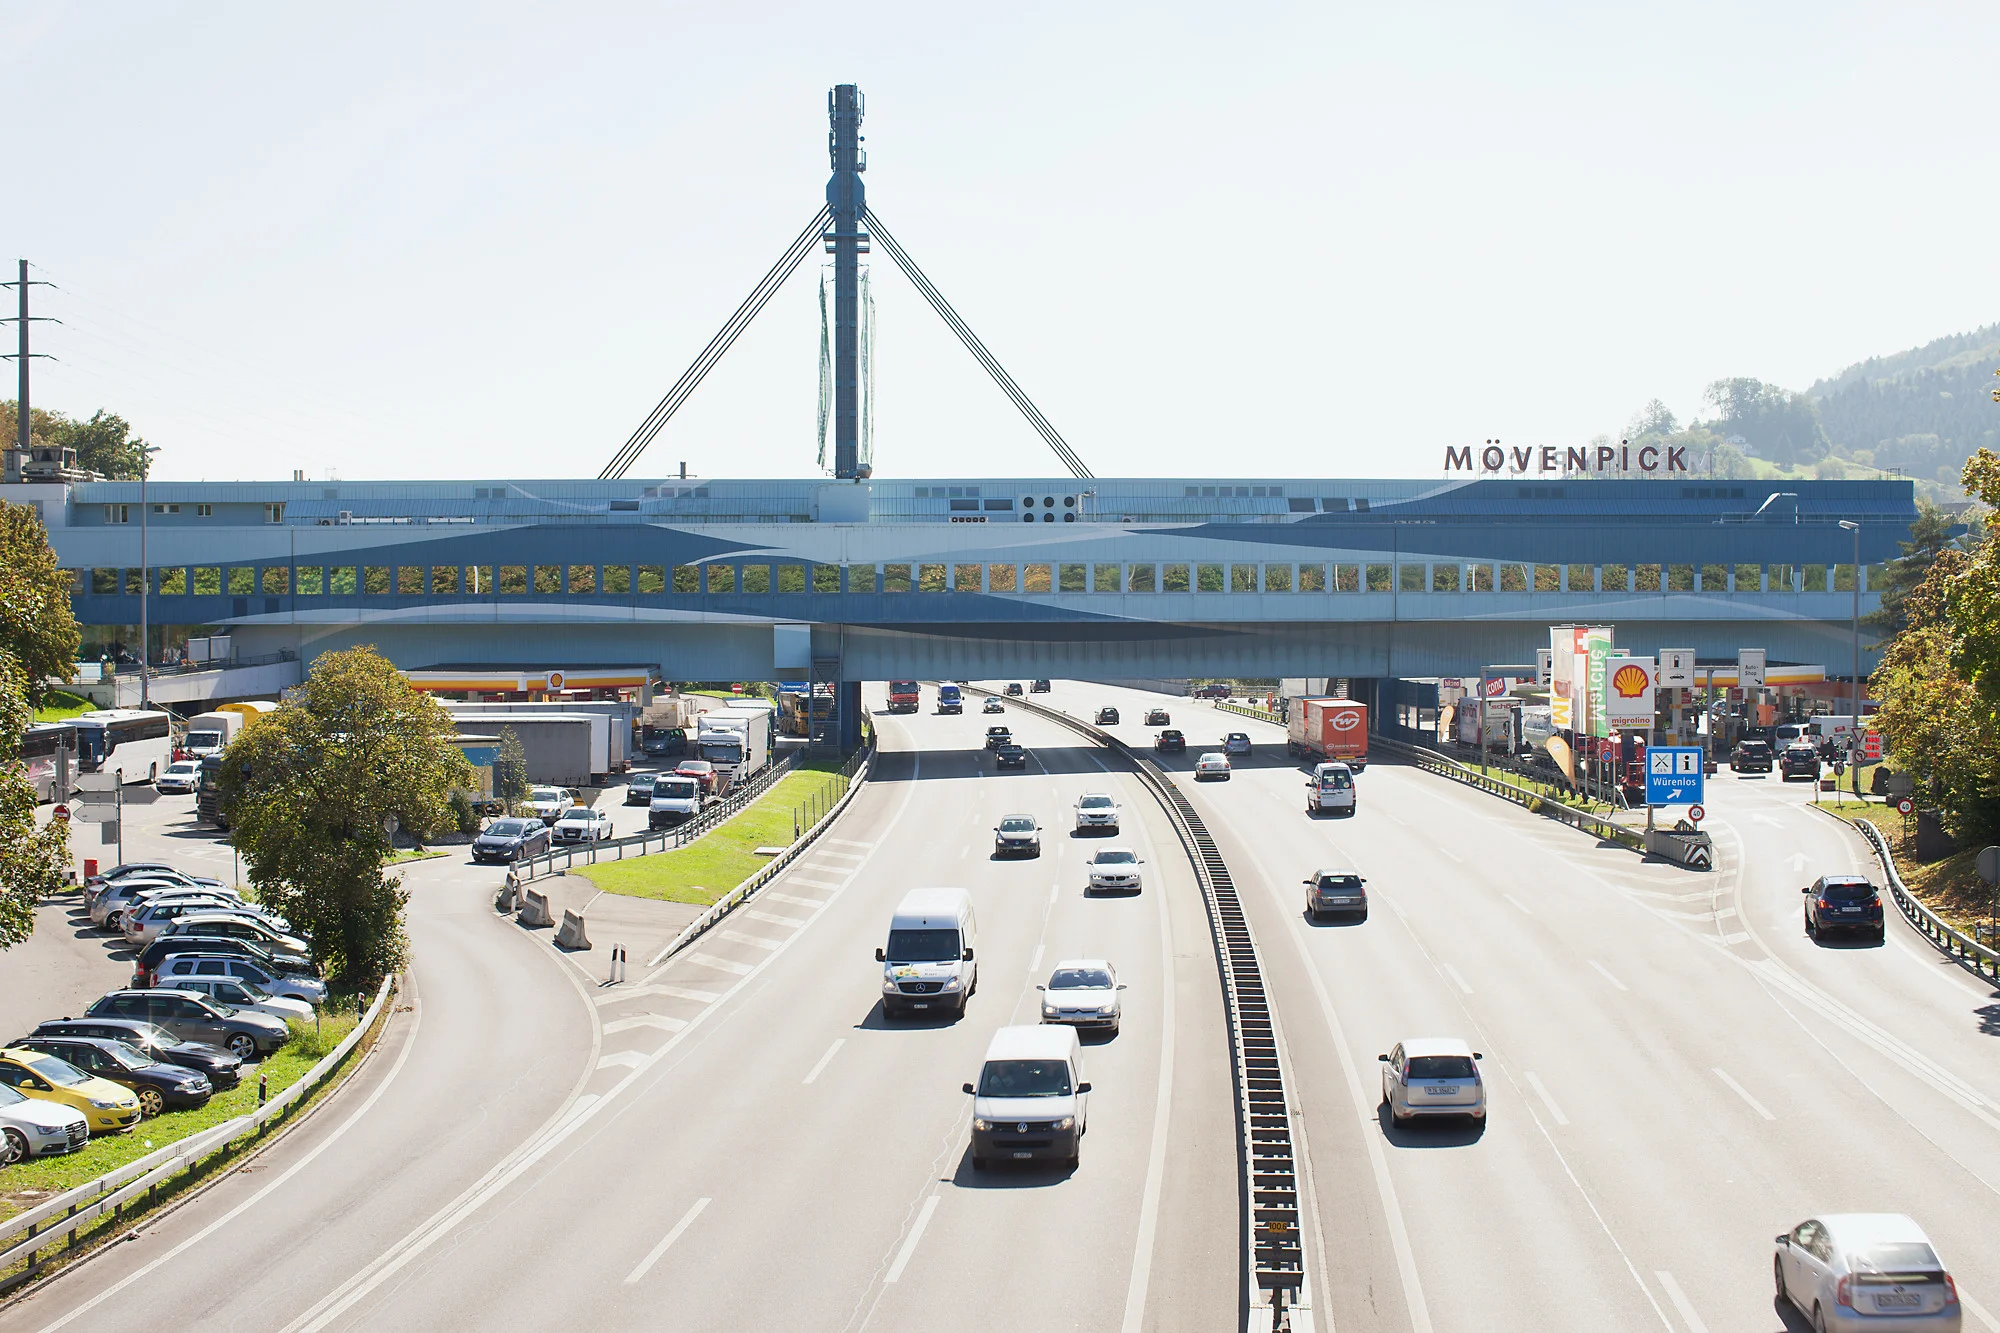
[1896,797,1915,816]
[51,804,69,823]
[1688,805,1705,823]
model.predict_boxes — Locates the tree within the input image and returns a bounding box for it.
[1702,378,1830,466]
[1628,399,1678,438]
[493,726,529,806]
[0,500,79,706]
[0,402,149,480]
[1863,500,1963,637]
[218,647,471,985]
[0,652,71,950]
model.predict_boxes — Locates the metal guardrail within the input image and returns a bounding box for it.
[513,751,803,882]
[646,741,873,967]
[1853,819,2000,982]
[1372,735,1649,854]
[0,974,395,1290]
[1214,699,1281,726]
[1000,692,1306,1327]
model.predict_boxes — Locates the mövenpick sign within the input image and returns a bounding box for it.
[1445,442,1689,474]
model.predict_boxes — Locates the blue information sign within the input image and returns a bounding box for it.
[1645,746,1706,807]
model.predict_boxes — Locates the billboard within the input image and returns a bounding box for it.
[1658,648,1696,689]
[1600,656,1656,727]
[1582,627,1615,738]
[1738,648,1767,687]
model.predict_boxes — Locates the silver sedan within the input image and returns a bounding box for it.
[1775,1214,1961,1331]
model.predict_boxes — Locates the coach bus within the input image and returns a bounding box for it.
[18,721,78,803]
[70,708,175,784]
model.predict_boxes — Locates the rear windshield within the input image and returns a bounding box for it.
[1822,880,1876,901]
[978,1059,1073,1097]
[1319,772,1353,788]
[1853,1242,1940,1274]
[885,928,960,963]
[1406,1056,1477,1080]
[1317,875,1363,889]
[1738,741,1771,753]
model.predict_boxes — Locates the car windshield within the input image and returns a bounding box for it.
[103,1041,156,1070]
[655,780,698,798]
[999,817,1035,833]
[0,1084,25,1107]
[988,728,1009,736]
[630,774,656,788]
[978,1059,1073,1097]
[1078,796,1112,809]
[1406,1055,1477,1080]
[529,788,564,802]
[679,761,713,773]
[1049,968,1113,990]
[885,928,961,963]
[1093,851,1136,865]
[1822,880,1876,901]
[487,820,531,837]
[25,1054,89,1087]
[1852,1242,1940,1273]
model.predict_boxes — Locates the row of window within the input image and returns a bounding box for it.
[103,503,275,523]
[73,560,1877,598]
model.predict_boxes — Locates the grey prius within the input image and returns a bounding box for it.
[85,989,289,1061]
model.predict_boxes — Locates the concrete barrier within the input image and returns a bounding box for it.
[1644,827,1714,870]
[494,882,518,913]
[555,909,591,951]
[517,888,554,929]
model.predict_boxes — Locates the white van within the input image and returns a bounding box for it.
[647,774,703,829]
[963,1024,1089,1170]
[1306,762,1356,817]
[876,887,977,1019]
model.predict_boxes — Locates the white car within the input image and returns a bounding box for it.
[1223,732,1252,756]
[155,760,202,794]
[0,1082,89,1164]
[156,953,327,1006]
[1038,959,1124,1034]
[552,807,614,844]
[1379,1037,1485,1127]
[1306,762,1356,816]
[1073,793,1120,834]
[1194,752,1231,781]
[1775,1214,1962,1331]
[524,787,575,824]
[1086,847,1144,894]
[163,977,315,1025]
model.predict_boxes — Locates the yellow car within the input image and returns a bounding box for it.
[0,1047,142,1134]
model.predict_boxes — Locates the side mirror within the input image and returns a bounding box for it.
[1376,1053,1389,1063]
[962,1082,976,1095]
[1117,984,1128,990]
[961,948,975,962]
[1800,887,1812,895]
[1034,984,1045,991]
[1076,1082,1092,1094]
[1473,1052,1484,1060]
[875,948,886,962]
[1776,1234,1790,1246]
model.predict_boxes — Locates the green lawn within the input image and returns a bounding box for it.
[32,690,96,723]
[387,847,448,864]
[574,764,851,905]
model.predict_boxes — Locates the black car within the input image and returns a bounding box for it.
[1731,740,1773,773]
[1096,707,1120,725]
[29,1018,243,1089]
[1154,729,1186,753]
[12,1035,212,1116]
[1005,683,1024,696]
[472,817,552,863]
[994,743,1028,769]
[1193,683,1230,699]
[1030,679,1051,693]
[1144,708,1171,726]
[136,935,317,989]
[624,773,659,805]
[1803,875,1885,941]
[985,726,1013,750]
[1779,744,1821,782]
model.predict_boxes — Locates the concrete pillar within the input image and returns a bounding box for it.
[840,680,862,752]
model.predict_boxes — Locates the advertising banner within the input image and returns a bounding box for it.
[1582,627,1615,738]
[1600,656,1656,727]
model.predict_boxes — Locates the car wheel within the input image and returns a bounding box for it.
[1813,1303,1828,1333]
[226,1033,257,1060]
[136,1086,165,1118]
[1804,913,1816,939]
[1773,1255,1788,1305]
[0,1127,27,1166]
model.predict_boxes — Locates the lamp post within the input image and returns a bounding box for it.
[138,443,161,709]
[1839,519,1861,799]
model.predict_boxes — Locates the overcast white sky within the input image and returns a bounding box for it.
[5,1,1994,484]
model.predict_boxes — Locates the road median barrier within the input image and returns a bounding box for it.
[1644,827,1714,870]
[1372,736,1651,857]
[554,909,591,951]
[1852,818,2000,982]
[517,888,554,929]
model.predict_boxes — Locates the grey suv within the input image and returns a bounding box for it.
[85,990,289,1061]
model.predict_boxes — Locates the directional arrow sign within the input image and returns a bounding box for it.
[1645,746,1705,807]
[1786,852,1810,872]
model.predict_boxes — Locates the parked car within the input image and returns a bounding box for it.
[1073,793,1120,833]
[552,807,615,844]
[1305,869,1368,920]
[523,787,575,824]
[1223,732,1252,756]
[1085,847,1144,894]
[982,697,1006,714]
[157,913,311,962]
[1379,1038,1485,1127]
[985,726,1014,750]
[136,935,317,990]
[28,1018,242,1089]
[1775,1214,1961,1330]
[161,977,314,1025]
[125,896,278,948]
[624,772,659,805]
[1780,743,1822,782]
[1143,708,1170,726]
[1154,728,1186,754]
[155,953,327,1006]
[92,877,209,929]
[1194,752,1231,780]
[86,862,224,894]
[675,759,718,794]
[10,1036,212,1117]
[1038,960,1124,1035]
[994,743,1029,770]
[0,1082,89,1163]
[471,817,552,864]
[993,814,1042,857]
[1005,683,1024,696]
[0,1047,142,1134]
[1803,875,1886,942]
[1095,706,1120,726]
[1731,739,1774,773]
[155,760,202,794]
[1193,683,1230,699]
[85,990,289,1061]
[1030,679,1051,693]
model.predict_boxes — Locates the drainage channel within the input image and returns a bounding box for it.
[998,691,1311,1330]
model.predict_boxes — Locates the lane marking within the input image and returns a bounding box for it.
[1654,1270,1710,1333]
[764,893,827,909]
[596,1049,646,1069]
[1711,1067,1776,1121]
[813,848,866,862]
[1443,963,1473,995]
[1436,846,1462,863]
[1028,943,1044,976]
[823,838,874,850]
[1589,960,1629,992]
[561,1093,600,1126]
[684,953,754,977]
[1120,799,1181,1333]
[594,983,719,1007]
[883,1193,940,1284]
[1959,1288,2000,1332]
[1049,880,1059,904]
[602,1015,686,1037]
[718,929,782,951]
[1503,893,1533,915]
[623,1197,711,1285]
[802,1038,845,1086]
[1718,932,1751,945]
[1525,1071,1569,1126]
[786,874,848,891]
[744,909,808,927]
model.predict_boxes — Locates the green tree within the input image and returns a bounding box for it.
[0,651,72,950]
[0,500,79,706]
[0,402,149,480]
[1863,500,1963,637]
[1703,378,1830,466]
[218,647,471,985]
[493,726,529,805]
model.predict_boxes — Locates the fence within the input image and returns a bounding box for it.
[789,745,869,840]
[0,975,395,1292]
[1853,819,2000,982]
[1372,735,1648,853]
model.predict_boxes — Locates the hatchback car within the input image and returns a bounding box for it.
[1030,679,1051,693]
[1086,848,1144,894]
[1804,875,1886,942]
[552,807,615,844]
[1143,708,1170,726]
[155,760,202,794]
[994,743,1028,770]
[1732,739,1774,773]
[0,1082,89,1163]
[1038,960,1124,1034]
[471,817,551,864]
[1154,729,1186,754]
[1775,1214,1961,1331]
[85,990,289,1061]
[982,697,1005,714]
[1096,706,1120,726]
[163,977,314,1025]
[994,815,1042,857]
[1005,682,1024,696]
[156,952,327,1006]
[1223,732,1252,756]
[1305,870,1368,920]
[0,1047,142,1133]
[641,728,687,758]
[1194,753,1231,780]
[985,726,1014,750]
[1379,1038,1485,1127]
[524,786,575,824]
[29,1018,242,1089]
[1781,743,1823,781]
[624,772,659,805]
[1073,793,1120,833]
[10,1036,212,1117]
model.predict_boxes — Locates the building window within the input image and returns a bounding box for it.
[777,564,807,593]
[847,565,877,593]
[1127,563,1155,593]
[151,503,179,515]
[295,566,323,595]
[1368,564,1394,592]
[1432,564,1460,592]
[1022,564,1052,593]
[1467,565,1492,593]
[195,504,213,518]
[229,567,257,595]
[1698,563,1726,592]
[1263,564,1294,593]
[1802,564,1827,592]
[362,567,389,595]
[467,565,494,595]
[1833,563,1857,592]
[812,563,841,593]
[707,564,738,594]
[432,565,459,595]
[658,565,687,594]
[262,566,290,596]
[1568,564,1594,592]
[1288,498,1316,513]
[602,564,631,595]
[1601,564,1629,592]
[916,564,946,592]
[1196,564,1225,592]
[329,567,356,595]
[394,566,420,596]
[741,564,770,594]
[882,564,912,592]
[1332,564,1360,592]
[1297,564,1327,593]
[1766,564,1796,592]
[158,567,188,595]
[953,564,981,593]
[1162,564,1190,593]
[1636,564,1663,592]
[104,505,131,524]
[568,564,596,595]
[91,568,119,594]
[1094,563,1120,593]
[498,565,527,595]
[533,565,561,595]
[265,503,285,524]
[1058,563,1086,593]
[1533,565,1560,593]
[192,566,221,595]
[1399,564,1425,593]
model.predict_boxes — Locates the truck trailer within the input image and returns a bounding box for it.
[696,714,770,789]
[1286,698,1369,771]
[451,715,602,787]
[443,701,632,773]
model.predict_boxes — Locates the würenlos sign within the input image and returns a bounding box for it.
[1445,441,1690,474]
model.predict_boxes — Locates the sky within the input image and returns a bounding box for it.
[4,1,1995,485]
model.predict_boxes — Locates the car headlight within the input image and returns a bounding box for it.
[1099,1003,1118,1015]
[89,1098,123,1109]
[882,978,899,994]
[940,976,962,990]
[1042,1003,1059,1017]
[1052,1116,1074,1131]
[972,1118,991,1132]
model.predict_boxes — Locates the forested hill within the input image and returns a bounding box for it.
[1808,324,2000,487]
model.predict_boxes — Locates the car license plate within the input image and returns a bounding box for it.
[1423,1086,1455,1096]
[1875,1294,1920,1309]
[910,1002,929,1009]
[1013,1151,1033,1159]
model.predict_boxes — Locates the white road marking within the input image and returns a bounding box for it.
[623,1197,711,1285]
[883,1193,940,1284]
[1589,960,1629,991]
[1028,943,1044,975]
[1958,1287,2000,1331]
[602,1014,686,1037]
[1120,787,1180,1333]
[1751,812,1786,827]
[802,1038,845,1085]
[1525,1071,1569,1126]
[1380,809,1409,827]
[1654,1270,1710,1333]
[1443,964,1473,995]
[824,838,874,850]
[685,953,754,977]
[958,845,969,859]
[744,909,808,927]
[594,983,719,1007]
[561,1093,600,1126]
[1503,893,1532,915]
[1719,932,1751,945]
[1049,881,1059,903]
[1436,845,1462,863]
[785,874,848,892]
[1711,1067,1776,1121]
[814,847,866,862]
[596,1049,646,1069]
[765,892,827,908]
[718,928,782,951]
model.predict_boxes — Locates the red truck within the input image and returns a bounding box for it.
[887,680,921,714]
[1287,699,1368,771]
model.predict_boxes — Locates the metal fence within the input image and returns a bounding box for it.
[1854,819,2000,982]
[1372,735,1648,853]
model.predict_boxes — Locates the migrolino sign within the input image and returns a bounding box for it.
[1445,441,1689,475]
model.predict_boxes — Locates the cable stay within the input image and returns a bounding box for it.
[863,208,1093,480]
[600,205,833,480]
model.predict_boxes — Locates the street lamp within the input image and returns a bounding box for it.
[1839,520,1861,798]
[138,443,161,710]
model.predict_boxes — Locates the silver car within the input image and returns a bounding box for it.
[1085,848,1144,895]
[1775,1214,1962,1331]
[1038,959,1124,1034]
[1379,1038,1485,1127]
[1072,793,1120,834]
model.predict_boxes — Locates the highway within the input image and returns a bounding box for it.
[1017,680,2000,1333]
[2,690,1237,1332]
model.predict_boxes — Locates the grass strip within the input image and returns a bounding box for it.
[573,762,850,906]
[1818,807,1996,940]
[31,690,95,723]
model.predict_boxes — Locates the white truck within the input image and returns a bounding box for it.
[181,711,245,760]
[695,715,769,791]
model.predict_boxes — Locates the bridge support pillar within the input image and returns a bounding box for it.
[839,680,862,752]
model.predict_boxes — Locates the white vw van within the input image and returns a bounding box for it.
[963,1024,1089,1170]
[877,887,977,1019]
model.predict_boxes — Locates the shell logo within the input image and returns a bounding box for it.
[1329,711,1362,731]
[1610,663,1650,698]
[547,670,565,690]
